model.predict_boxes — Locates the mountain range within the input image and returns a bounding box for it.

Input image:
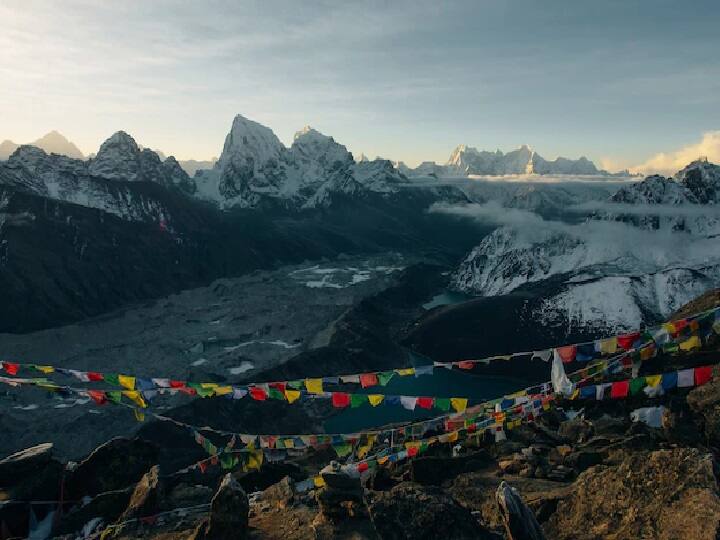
[2,122,623,181]
[450,158,720,333]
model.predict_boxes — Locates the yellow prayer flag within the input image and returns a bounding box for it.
[599,337,618,354]
[283,438,295,449]
[663,322,676,335]
[118,375,136,390]
[377,456,390,465]
[570,389,580,400]
[313,476,326,487]
[405,441,421,450]
[645,374,662,387]
[640,346,656,361]
[200,382,219,389]
[680,335,701,352]
[395,368,415,376]
[134,409,145,422]
[246,450,263,471]
[451,398,468,413]
[305,378,323,394]
[285,389,301,404]
[214,386,233,396]
[447,431,459,443]
[35,365,54,374]
[123,390,146,408]
[368,394,384,407]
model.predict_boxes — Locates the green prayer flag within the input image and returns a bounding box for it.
[333,443,352,457]
[350,394,367,408]
[107,391,123,404]
[377,371,394,386]
[268,387,285,400]
[630,377,646,395]
[435,398,450,411]
[104,374,120,387]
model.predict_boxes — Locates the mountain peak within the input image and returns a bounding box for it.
[217,114,284,173]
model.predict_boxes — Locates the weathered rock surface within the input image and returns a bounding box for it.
[687,364,720,446]
[367,482,497,540]
[65,437,159,499]
[544,448,720,540]
[118,465,164,522]
[192,473,249,540]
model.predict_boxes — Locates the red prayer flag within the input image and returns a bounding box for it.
[198,461,208,473]
[2,362,19,375]
[695,366,713,387]
[169,380,186,388]
[360,373,379,388]
[610,380,630,399]
[357,462,369,473]
[178,386,197,396]
[617,332,640,350]
[269,382,286,393]
[87,372,104,382]
[332,392,350,408]
[416,397,434,409]
[407,447,419,457]
[87,390,108,405]
[457,361,474,370]
[249,386,268,401]
[557,345,577,363]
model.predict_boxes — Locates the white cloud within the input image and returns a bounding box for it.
[630,131,720,176]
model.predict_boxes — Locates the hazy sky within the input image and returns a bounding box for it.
[2,0,719,169]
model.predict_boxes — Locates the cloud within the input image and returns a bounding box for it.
[430,201,720,271]
[569,201,720,218]
[630,131,720,176]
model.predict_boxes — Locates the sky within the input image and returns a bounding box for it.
[2,0,720,171]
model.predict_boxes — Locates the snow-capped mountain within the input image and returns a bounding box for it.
[401,144,605,178]
[450,159,720,333]
[0,131,85,161]
[194,114,456,209]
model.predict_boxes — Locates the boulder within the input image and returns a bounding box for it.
[557,417,593,444]
[0,443,55,487]
[192,473,249,540]
[366,482,497,540]
[65,437,158,499]
[54,487,133,535]
[117,465,164,522]
[544,448,720,540]
[261,476,295,509]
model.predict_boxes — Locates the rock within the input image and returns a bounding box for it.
[0,443,63,538]
[192,473,249,540]
[261,476,295,509]
[367,482,496,539]
[590,414,630,437]
[496,481,546,540]
[118,465,164,522]
[55,487,134,535]
[563,450,603,473]
[557,417,593,444]
[410,450,493,486]
[0,443,55,487]
[65,437,159,499]
[166,482,215,508]
[687,364,720,446]
[315,464,366,523]
[450,471,572,531]
[544,448,720,540]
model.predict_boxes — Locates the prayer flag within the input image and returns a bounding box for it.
[679,335,701,352]
[123,390,147,408]
[400,396,417,410]
[118,375,136,390]
[285,389,301,404]
[610,381,629,399]
[416,397,434,409]
[597,337,618,354]
[87,390,107,405]
[368,394,384,407]
[304,378,324,394]
[414,365,434,377]
[617,332,640,350]
[377,371,394,386]
[556,345,577,363]
[451,397,468,413]
[34,365,54,374]
[645,375,662,387]
[434,398,450,411]
[249,386,268,401]
[677,368,695,388]
[629,377,646,395]
[457,361,474,370]
[359,373,379,388]
[395,368,415,376]
[340,374,360,384]
[350,394,367,408]
[695,366,713,386]
[2,362,19,375]
[661,372,678,391]
[332,392,350,408]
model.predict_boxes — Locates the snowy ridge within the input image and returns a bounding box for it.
[450,159,720,332]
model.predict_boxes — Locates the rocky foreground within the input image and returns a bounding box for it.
[2,293,720,539]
